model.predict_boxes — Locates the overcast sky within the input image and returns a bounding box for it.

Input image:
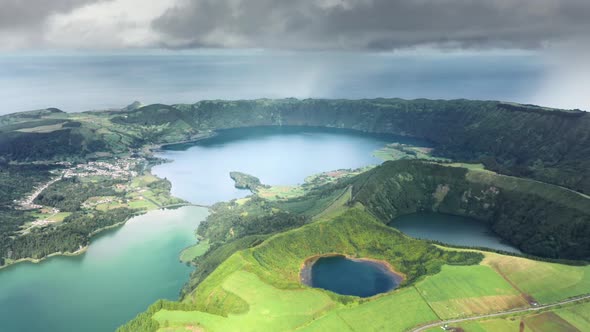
[0,0,587,51]
[0,0,588,109]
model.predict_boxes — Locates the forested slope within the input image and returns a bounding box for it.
[349,160,590,260]
[112,99,590,193]
[2,99,588,192]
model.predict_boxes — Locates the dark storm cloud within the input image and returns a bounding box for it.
[152,0,590,50]
[0,0,102,29]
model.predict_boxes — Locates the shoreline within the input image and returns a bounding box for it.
[0,138,208,272]
[151,131,217,152]
[299,253,406,288]
[0,214,139,271]
[0,246,89,271]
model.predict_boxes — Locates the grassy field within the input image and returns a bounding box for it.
[155,269,336,331]
[121,207,485,331]
[256,168,367,202]
[311,186,352,221]
[438,162,490,171]
[121,235,590,332]
[449,317,533,332]
[483,253,590,303]
[28,211,72,222]
[180,240,210,263]
[554,301,590,331]
[47,212,71,222]
[415,265,528,319]
[524,312,579,332]
[16,122,66,133]
[155,257,439,332]
[169,245,590,331]
[445,301,590,332]
[127,198,158,210]
[256,185,306,200]
[374,143,449,162]
[299,287,438,332]
[120,203,590,332]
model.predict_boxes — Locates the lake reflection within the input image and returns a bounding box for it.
[390,213,520,253]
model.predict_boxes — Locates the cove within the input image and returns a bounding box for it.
[0,206,208,332]
[301,255,403,297]
[153,126,423,205]
[389,213,521,254]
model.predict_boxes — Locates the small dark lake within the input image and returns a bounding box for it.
[302,255,403,298]
[389,213,521,253]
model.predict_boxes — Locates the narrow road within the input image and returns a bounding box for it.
[159,202,211,209]
[411,294,590,332]
[17,175,62,209]
[141,197,210,209]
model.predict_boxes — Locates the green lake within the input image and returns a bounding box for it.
[0,206,208,332]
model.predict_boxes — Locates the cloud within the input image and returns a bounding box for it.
[0,0,100,29]
[0,0,103,48]
[44,0,176,49]
[151,0,590,50]
[0,0,589,51]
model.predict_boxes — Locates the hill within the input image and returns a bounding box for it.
[349,160,590,259]
[110,99,590,194]
[2,99,589,192]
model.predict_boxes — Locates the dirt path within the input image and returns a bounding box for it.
[411,294,590,332]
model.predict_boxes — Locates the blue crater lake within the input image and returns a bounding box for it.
[153,126,421,205]
[390,213,521,254]
[301,255,403,297]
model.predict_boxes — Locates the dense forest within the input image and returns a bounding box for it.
[35,177,125,212]
[0,169,138,266]
[0,126,108,161]
[7,208,136,261]
[0,163,55,208]
[0,164,57,265]
[184,196,311,295]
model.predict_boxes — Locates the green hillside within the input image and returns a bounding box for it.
[119,208,482,332]
[119,205,590,332]
[350,160,590,259]
[111,99,590,194]
[3,98,588,192]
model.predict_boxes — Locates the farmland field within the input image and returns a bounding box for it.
[483,253,590,303]
[415,264,528,319]
[554,301,590,331]
[154,269,336,331]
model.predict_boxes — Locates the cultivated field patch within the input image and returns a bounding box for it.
[524,312,579,332]
[415,265,526,318]
[483,253,590,303]
[300,287,438,332]
[554,301,590,331]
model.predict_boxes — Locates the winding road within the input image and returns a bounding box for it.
[411,294,590,331]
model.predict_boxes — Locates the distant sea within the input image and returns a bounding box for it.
[0,51,547,114]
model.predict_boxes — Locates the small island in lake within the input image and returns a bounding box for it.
[229,171,269,192]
